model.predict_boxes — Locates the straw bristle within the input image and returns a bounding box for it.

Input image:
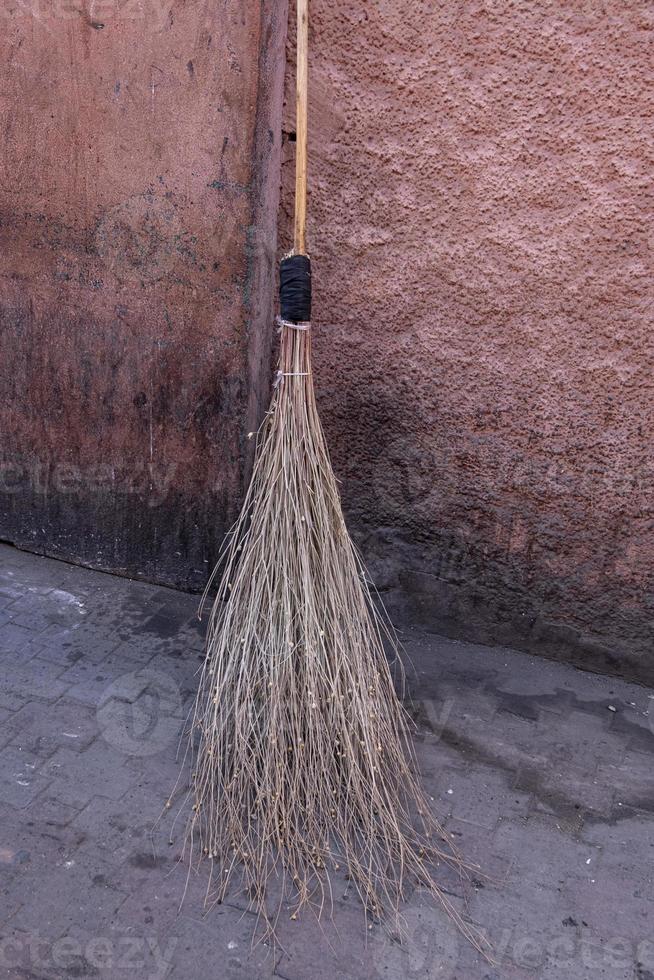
[186,323,485,949]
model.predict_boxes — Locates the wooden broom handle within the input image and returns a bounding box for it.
[294,0,309,255]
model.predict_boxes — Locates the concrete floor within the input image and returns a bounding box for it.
[0,544,652,979]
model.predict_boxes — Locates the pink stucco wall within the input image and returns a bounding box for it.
[279,1,654,681]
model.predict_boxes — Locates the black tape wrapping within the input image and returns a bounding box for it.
[279,254,312,323]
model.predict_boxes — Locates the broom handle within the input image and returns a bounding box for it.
[294,0,309,255]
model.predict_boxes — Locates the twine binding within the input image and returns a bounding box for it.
[276,315,310,332]
[274,369,310,388]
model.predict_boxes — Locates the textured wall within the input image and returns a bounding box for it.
[0,1,287,588]
[279,1,654,682]
[1,2,651,683]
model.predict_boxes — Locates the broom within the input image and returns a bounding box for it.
[185,0,485,949]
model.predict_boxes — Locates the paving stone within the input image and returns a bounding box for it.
[0,623,37,655]
[538,933,641,979]
[531,768,615,822]
[1,654,69,702]
[0,690,27,712]
[166,912,280,980]
[541,961,636,979]
[42,742,139,809]
[273,897,453,980]
[0,544,651,979]
[9,854,128,938]
[490,815,601,889]
[443,816,512,885]
[467,881,568,975]
[3,700,99,757]
[12,637,53,664]
[434,706,546,778]
[93,676,186,765]
[0,589,17,609]
[414,733,476,778]
[0,608,14,631]
[1,806,87,881]
[37,622,121,665]
[4,588,88,633]
[111,871,279,978]
[115,864,215,933]
[581,811,654,857]
[432,765,530,831]
[0,891,22,933]
[23,795,82,828]
[0,746,52,808]
[105,638,162,666]
[138,652,200,712]
[28,634,86,667]
[536,708,624,768]
[560,868,650,945]
[120,765,190,843]
[57,923,178,980]
[6,611,57,635]
[563,840,654,942]
[55,654,144,707]
[598,752,654,813]
[0,925,71,979]
[70,793,168,855]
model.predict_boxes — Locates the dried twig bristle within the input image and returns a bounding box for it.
[185,322,489,954]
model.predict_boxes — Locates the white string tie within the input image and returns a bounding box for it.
[274,370,310,388]
[276,315,310,332]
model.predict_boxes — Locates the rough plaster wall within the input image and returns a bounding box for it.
[280,1,654,682]
[0,1,287,588]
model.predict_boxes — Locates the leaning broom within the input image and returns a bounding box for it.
[184,0,484,950]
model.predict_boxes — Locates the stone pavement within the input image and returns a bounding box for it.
[0,543,652,980]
